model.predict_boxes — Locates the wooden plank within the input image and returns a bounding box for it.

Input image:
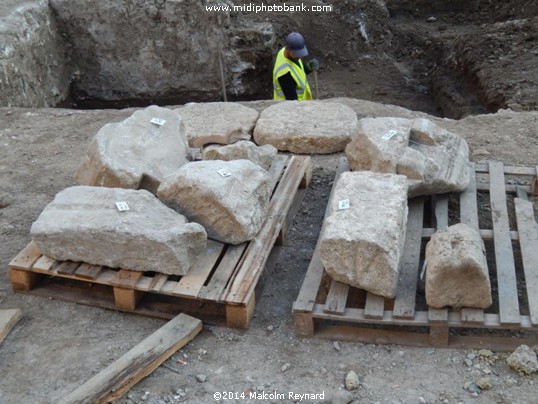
[428,308,448,323]
[475,164,537,176]
[434,195,449,230]
[324,279,349,315]
[489,161,520,325]
[226,293,256,329]
[200,243,246,301]
[460,163,479,228]
[531,166,538,195]
[0,309,22,346]
[476,183,531,194]
[461,309,485,324]
[8,268,42,291]
[293,157,349,313]
[111,270,144,289]
[173,240,225,298]
[8,241,42,270]
[460,164,485,324]
[515,185,529,200]
[148,273,169,293]
[56,261,81,275]
[514,198,538,325]
[32,255,56,272]
[226,156,311,304]
[364,293,384,319]
[74,263,103,280]
[393,198,424,319]
[267,155,288,191]
[60,313,202,404]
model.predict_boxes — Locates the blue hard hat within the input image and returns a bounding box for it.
[285,32,308,58]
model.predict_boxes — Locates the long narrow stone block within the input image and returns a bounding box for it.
[76,105,189,194]
[319,172,408,298]
[426,223,492,309]
[202,141,277,170]
[30,186,207,275]
[157,160,272,245]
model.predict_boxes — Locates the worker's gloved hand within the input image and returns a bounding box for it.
[307,58,320,71]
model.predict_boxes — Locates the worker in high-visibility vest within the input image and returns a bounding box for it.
[273,32,319,101]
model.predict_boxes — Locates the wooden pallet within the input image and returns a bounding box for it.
[293,159,538,350]
[8,155,311,329]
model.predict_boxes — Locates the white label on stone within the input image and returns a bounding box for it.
[338,199,350,210]
[150,117,166,126]
[115,201,130,212]
[382,129,398,140]
[217,169,231,178]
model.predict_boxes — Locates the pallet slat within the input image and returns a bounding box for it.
[8,241,41,270]
[393,198,425,319]
[324,280,349,315]
[489,161,520,325]
[75,263,103,280]
[514,198,538,325]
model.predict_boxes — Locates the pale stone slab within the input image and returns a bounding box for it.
[175,102,259,147]
[30,186,207,275]
[202,141,277,170]
[75,105,189,194]
[426,223,492,309]
[253,101,358,154]
[345,117,470,197]
[157,160,272,245]
[319,172,408,298]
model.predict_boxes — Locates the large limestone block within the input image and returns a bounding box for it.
[175,102,259,147]
[319,172,408,298]
[75,105,189,194]
[425,223,491,309]
[345,117,470,197]
[253,101,358,154]
[158,160,272,245]
[202,141,277,170]
[30,186,207,275]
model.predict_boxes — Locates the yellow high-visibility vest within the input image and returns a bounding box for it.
[273,48,312,101]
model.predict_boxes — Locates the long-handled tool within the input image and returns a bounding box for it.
[313,70,319,100]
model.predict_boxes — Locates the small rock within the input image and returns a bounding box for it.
[507,345,538,375]
[471,392,479,398]
[426,16,437,22]
[267,325,274,331]
[281,363,291,372]
[195,374,207,383]
[465,359,474,367]
[471,148,490,157]
[479,349,494,358]
[466,383,481,394]
[476,377,491,390]
[331,389,354,404]
[333,341,341,351]
[345,370,360,390]
[467,353,477,360]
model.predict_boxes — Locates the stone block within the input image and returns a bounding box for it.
[175,102,259,147]
[75,105,189,194]
[253,101,358,154]
[202,141,277,170]
[425,223,492,309]
[345,117,470,197]
[30,186,207,275]
[319,172,408,298]
[157,160,272,245]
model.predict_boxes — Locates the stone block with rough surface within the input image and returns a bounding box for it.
[425,223,491,309]
[319,172,408,298]
[202,141,277,170]
[175,102,259,147]
[30,186,207,275]
[75,105,189,194]
[253,101,358,154]
[507,345,538,375]
[345,117,470,197]
[157,160,272,245]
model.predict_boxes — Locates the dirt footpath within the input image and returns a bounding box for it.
[1,102,537,404]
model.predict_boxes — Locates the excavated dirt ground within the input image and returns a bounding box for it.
[1,2,538,404]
